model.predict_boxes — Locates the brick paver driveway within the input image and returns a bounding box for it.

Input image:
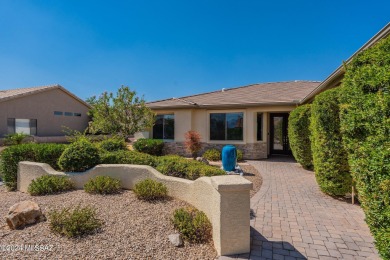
[222,156,380,260]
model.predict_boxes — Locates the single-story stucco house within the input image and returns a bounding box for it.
[146,81,319,159]
[146,22,390,160]
[0,85,90,138]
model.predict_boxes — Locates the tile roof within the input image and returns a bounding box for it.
[0,84,91,108]
[0,85,58,101]
[147,81,321,109]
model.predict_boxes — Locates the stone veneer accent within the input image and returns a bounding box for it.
[163,142,268,160]
[18,162,253,256]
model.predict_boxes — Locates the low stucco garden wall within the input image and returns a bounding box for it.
[17,161,253,256]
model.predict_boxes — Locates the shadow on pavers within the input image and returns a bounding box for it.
[220,228,307,260]
[249,228,306,259]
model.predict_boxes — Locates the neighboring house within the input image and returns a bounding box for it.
[0,85,90,138]
[146,22,390,160]
[146,81,320,159]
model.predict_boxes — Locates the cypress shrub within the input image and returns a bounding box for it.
[288,104,313,169]
[310,88,352,196]
[339,36,390,259]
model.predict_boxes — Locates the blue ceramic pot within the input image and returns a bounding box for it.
[222,145,237,171]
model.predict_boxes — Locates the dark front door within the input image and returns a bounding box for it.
[270,113,291,155]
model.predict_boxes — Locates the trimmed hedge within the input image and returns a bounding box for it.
[288,104,313,169]
[202,149,221,161]
[100,150,157,167]
[58,138,100,172]
[133,138,164,156]
[97,136,127,152]
[310,88,352,196]
[339,36,390,259]
[156,155,225,180]
[0,143,66,190]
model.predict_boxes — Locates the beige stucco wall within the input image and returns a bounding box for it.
[149,105,295,157]
[0,88,90,137]
[18,161,253,256]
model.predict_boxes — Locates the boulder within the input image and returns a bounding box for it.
[6,201,46,230]
[196,157,209,165]
[168,233,183,247]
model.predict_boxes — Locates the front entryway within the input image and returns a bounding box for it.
[270,113,291,155]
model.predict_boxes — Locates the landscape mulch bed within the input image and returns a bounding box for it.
[0,187,217,259]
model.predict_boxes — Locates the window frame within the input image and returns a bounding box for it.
[256,113,263,141]
[7,118,37,136]
[152,114,175,141]
[209,111,245,142]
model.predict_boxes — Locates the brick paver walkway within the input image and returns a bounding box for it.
[221,156,380,260]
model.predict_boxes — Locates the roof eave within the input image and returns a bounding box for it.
[0,85,91,109]
[149,101,299,110]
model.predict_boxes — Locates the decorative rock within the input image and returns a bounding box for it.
[196,157,209,165]
[168,233,183,247]
[6,201,46,229]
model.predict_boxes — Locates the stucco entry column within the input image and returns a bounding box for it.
[211,176,252,255]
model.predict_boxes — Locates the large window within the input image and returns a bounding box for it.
[153,114,174,140]
[257,113,263,141]
[7,118,37,135]
[210,112,243,141]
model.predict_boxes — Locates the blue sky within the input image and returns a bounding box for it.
[0,1,389,102]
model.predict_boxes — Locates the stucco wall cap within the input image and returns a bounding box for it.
[210,175,253,192]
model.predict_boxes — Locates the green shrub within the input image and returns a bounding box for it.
[49,205,103,238]
[236,149,243,162]
[156,155,225,180]
[133,138,164,156]
[156,155,189,178]
[202,149,221,161]
[133,178,168,201]
[58,138,100,172]
[339,36,390,259]
[288,104,313,169]
[100,150,157,167]
[97,136,127,152]
[84,176,121,195]
[4,133,30,145]
[172,207,212,243]
[310,88,352,196]
[0,143,66,190]
[28,175,74,196]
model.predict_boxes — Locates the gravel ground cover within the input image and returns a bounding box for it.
[240,164,263,198]
[0,187,217,259]
[209,162,263,198]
